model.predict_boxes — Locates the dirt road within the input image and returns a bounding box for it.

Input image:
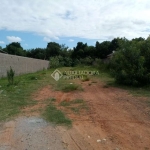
[0,80,150,150]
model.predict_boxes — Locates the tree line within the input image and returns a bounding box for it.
[0,38,122,60]
[1,36,150,86]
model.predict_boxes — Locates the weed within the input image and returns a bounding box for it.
[43,103,72,126]
[60,100,71,106]
[60,99,88,114]
[70,104,88,114]
[70,107,80,113]
[49,98,56,102]
[82,75,90,82]
[0,70,49,121]
[28,75,38,80]
[71,99,84,104]
[7,66,15,85]
[61,84,79,92]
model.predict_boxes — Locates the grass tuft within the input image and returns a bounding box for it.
[61,84,79,92]
[60,99,88,114]
[82,75,90,82]
[60,100,71,106]
[43,103,72,126]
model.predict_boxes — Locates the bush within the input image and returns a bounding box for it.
[111,40,149,86]
[80,57,94,65]
[93,58,110,71]
[49,56,73,68]
[7,66,15,85]
[49,56,60,68]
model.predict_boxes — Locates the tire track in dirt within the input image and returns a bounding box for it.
[0,80,150,150]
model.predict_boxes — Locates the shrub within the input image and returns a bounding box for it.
[61,84,79,92]
[49,56,60,68]
[49,56,73,68]
[110,40,149,86]
[7,66,15,85]
[80,57,94,66]
[93,58,109,71]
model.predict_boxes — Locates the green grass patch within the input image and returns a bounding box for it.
[0,69,52,121]
[60,83,79,92]
[0,67,84,121]
[82,75,90,82]
[70,103,88,114]
[49,97,56,102]
[43,103,72,126]
[70,107,80,113]
[1,65,149,122]
[108,82,150,98]
[60,99,88,114]
[71,99,84,104]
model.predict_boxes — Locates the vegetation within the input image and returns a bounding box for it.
[0,67,90,121]
[0,74,36,121]
[7,66,15,85]
[60,99,88,114]
[43,103,72,126]
[0,65,150,123]
[82,75,90,82]
[111,37,150,86]
[1,36,150,87]
[60,99,84,106]
[60,83,79,92]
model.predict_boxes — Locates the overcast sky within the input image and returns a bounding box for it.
[0,0,150,49]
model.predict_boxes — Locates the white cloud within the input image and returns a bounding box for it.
[69,39,74,42]
[43,37,51,42]
[6,36,22,42]
[54,36,59,40]
[0,41,5,44]
[0,0,150,41]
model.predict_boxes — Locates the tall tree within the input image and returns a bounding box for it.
[72,42,87,59]
[26,48,46,59]
[46,42,61,59]
[95,41,111,59]
[4,42,26,56]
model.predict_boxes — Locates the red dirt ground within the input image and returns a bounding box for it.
[0,79,150,150]
[29,80,150,150]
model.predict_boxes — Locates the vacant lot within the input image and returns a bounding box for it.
[0,67,150,150]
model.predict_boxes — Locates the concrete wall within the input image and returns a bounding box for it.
[0,53,49,77]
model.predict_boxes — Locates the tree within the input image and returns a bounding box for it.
[95,41,111,59]
[72,42,87,59]
[111,40,150,86]
[26,48,46,59]
[140,36,150,73]
[46,42,61,59]
[4,42,26,56]
[49,56,60,68]
[109,38,122,51]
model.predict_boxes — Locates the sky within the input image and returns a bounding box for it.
[0,0,150,50]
